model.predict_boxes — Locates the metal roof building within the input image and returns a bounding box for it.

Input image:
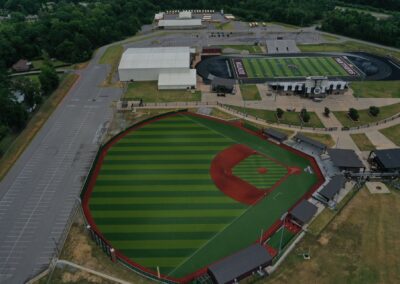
[179,11,192,19]
[118,47,197,90]
[369,149,400,172]
[263,128,288,142]
[318,175,345,201]
[290,200,318,226]
[157,69,197,90]
[293,133,327,154]
[208,244,273,284]
[327,149,365,172]
[157,19,203,29]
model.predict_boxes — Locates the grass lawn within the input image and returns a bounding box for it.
[0,73,78,181]
[215,21,234,30]
[99,44,124,86]
[298,132,335,148]
[123,81,201,103]
[31,59,69,70]
[333,103,400,127]
[219,45,262,53]
[227,105,325,128]
[210,108,238,120]
[299,41,400,60]
[240,84,261,100]
[37,217,153,284]
[350,133,376,151]
[87,113,319,279]
[351,81,400,98]
[379,124,400,146]
[265,189,400,284]
[321,33,340,42]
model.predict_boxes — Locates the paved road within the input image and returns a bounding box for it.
[0,46,122,283]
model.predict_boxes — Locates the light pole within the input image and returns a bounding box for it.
[278,212,288,255]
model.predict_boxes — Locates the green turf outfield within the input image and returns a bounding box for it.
[88,113,320,279]
[240,56,350,79]
[232,154,288,188]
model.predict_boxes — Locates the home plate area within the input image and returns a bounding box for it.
[210,144,302,205]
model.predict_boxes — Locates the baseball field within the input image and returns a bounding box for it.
[236,56,354,79]
[84,112,323,282]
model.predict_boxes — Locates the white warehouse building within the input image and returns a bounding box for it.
[118,47,197,90]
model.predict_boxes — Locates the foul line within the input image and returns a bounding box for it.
[167,115,266,277]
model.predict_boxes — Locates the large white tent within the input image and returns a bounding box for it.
[118,47,197,90]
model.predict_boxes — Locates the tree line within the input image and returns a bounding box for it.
[0,0,399,153]
[321,10,400,48]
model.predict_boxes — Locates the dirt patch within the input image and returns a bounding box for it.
[61,270,106,283]
[317,234,330,246]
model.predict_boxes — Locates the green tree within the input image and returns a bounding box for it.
[324,107,330,117]
[13,77,41,108]
[349,108,359,121]
[276,108,284,119]
[39,64,59,96]
[369,106,380,117]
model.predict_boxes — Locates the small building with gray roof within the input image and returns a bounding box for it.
[208,244,273,284]
[327,148,365,173]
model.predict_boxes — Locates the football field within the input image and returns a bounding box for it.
[238,56,352,79]
[84,112,323,281]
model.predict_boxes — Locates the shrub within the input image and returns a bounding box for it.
[324,107,330,117]
[276,108,284,119]
[349,108,359,121]
[300,108,310,123]
[369,106,380,117]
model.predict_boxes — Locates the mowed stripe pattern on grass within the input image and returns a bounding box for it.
[241,56,349,79]
[232,155,288,188]
[89,114,247,274]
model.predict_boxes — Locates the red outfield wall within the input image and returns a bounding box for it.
[81,111,325,283]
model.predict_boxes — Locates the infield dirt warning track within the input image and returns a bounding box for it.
[83,111,324,282]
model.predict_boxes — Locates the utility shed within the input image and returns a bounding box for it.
[290,200,318,226]
[369,149,400,172]
[157,69,197,90]
[327,148,365,172]
[319,175,345,201]
[263,128,288,142]
[208,244,273,284]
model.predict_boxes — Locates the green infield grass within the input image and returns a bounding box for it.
[232,154,288,188]
[240,56,350,79]
[87,113,321,279]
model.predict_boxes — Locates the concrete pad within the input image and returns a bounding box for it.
[366,182,390,194]
[365,130,397,149]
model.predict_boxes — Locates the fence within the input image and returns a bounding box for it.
[341,112,400,131]
[79,110,190,284]
[216,103,338,132]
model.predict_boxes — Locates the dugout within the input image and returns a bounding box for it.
[208,244,273,284]
[293,133,327,154]
[327,149,365,173]
[263,128,288,142]
[368,149,400,172]
[289,200,318,226]
[318,175,345,203]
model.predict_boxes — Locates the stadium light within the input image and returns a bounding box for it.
[278,212,288,255]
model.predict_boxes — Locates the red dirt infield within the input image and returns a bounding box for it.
[210,144,300,205]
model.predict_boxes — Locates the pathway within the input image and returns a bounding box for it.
[55,260,132,284]
[366,131,397,149]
